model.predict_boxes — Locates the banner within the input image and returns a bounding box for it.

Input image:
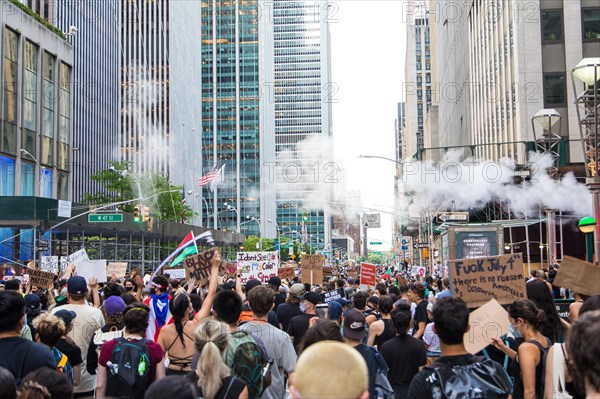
[464,299,510,355]
[360,263,377,287]
[554,256,600,296]
[321,290,342,304]
[29,269,54,288]
[301,254,323,285]
[76,259,108,283]
[167,269,186,279]
[107,262,128,279]
[237,252,279,284]
[449,253,526,308]
[41,256,59,274]
[278,266,295,280]
[184,248,220,283]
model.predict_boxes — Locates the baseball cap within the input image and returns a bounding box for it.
[298,291,322,305]
[343,309,366,341]
[245,279,262,294]
[290,283,306,296]
[24,293,41,309]
[335,297,352,307]
[347,277,355,285]
[328,301,343,321]
[104,295,126,317]
[268,276,281,287]
[54,309,77,326]
[67,276,88,295]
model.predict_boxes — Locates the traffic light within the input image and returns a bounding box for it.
[133,206,141,223]
[142,206,151,223]
[303,212,308,221]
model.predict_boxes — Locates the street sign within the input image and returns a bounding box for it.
[364,213,381,228]
[401,239,407,245]
[416,243,429,248]
[401,245,408,250]
[370,241,382,245]
[436,212,469,223]
[88,214,123,223]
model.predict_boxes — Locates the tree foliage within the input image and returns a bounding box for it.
[81,160,194,223]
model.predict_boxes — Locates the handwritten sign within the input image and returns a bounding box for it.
[29,269,54,288]
[224,262,238,276]
[301,254,323,285]
[67,248,89,266]
[184,248,219,283]
[237,252,279,284]
[107,262,128,279]
[77,259,108,283]
[464,299,510,354]
[360,263,377,287]
[278,266,295,280]
[554,256,600,296]
[321,290,342,304]
[167,269,186,279]
[449,253,526,308]
[41,256,58,274]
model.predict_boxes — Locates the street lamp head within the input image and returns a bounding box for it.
[532,109,561,131]
[572,58,600,87]
[579,216,597,234]
[187,190,193,195]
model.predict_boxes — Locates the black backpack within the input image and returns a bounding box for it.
[426,356,512,399]
[368,346,395,399]
[106,338,152,399]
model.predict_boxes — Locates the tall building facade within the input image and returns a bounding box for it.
[54,1,121,202]
[200,0,261,235]
[393,102,406,242]
[266,0,334,246]
[404,1,432,160]
[121,0,202,217]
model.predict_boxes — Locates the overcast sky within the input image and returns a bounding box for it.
[330,1,406,249]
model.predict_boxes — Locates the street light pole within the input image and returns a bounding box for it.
[224,202,240,233]
[20,149,45,196]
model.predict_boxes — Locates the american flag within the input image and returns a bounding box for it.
[198,164,224,187]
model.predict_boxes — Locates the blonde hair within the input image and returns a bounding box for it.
[32,313,66,347]
[293,341,368,399]
[194,320,230,399]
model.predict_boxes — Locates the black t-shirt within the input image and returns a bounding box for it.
[407,354,508,399]
[274,293,286,311]
[0,337,56,384]
[287,313,314,352]
[380,335,427,390]
[412,300,429,336]
[277,302,303,332]
[354,343,384,399]
[55,338,83,366]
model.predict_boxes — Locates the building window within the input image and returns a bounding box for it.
[41,168,52,198]
[22,41,38,160]
[58,63,71,171]
[544,74,566,107]
[2,28,18,156]
[20,162,35,196]
[542,10,563,42]
[583,8,600,40]
[57,171,68,200]
[0,155,15,195]
[41,52,55,166]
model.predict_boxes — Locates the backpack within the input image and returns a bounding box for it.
[368,347,395,399]
[426,356,513,399]
[52,347,73,384]
[223,330,269,399]
[106,338,152,399]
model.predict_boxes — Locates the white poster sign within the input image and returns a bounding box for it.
[167,269,186,279]
[237,252,279,284]
[57,200,72,218]
[76,259,108,283]
[67,248,89,266]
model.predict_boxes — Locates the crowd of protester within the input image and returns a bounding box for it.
[0,255,598,399]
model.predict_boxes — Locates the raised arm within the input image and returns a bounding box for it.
[193,249,222,323]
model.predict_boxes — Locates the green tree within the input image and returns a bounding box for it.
[82,160,193,223]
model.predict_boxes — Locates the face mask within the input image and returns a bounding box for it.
[125,286,134,291]
[510,324,522,339]
[299,302,307,313]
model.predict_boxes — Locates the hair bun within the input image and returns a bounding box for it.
[536,309,546,323]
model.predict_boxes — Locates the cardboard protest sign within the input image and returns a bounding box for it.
[464,299,510,354]
[278,266,295,281]
[107,262,128,279]
[76,259,108,283]
[167,269,186,279]
[184,248,220,283]
[360,263,377,287]
[449,253,526,308]
[237,252,279,284]
[28,269,54,288]
[301,254,323,285]
[321,290,342,304]
[224,262,238,276]
[41,256,59,274]
[67,248,89,266]
[554,256,600,296]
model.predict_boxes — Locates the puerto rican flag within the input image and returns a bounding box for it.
[144,294,172,342]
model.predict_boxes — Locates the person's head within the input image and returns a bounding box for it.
[0,366,16,399]
[120,292,137,305]
[442,277,450,289]
[169,293,192,345]
[366,296,379,311]
[0,290,25,334]
[123,302,150,336]
[244,279,262,295]
[19,368,72,399]
[328,301,343,323]
[4,279,21,292]
[144,375,196,399]
[151,275,169,294]
[287,283,305,304]
[530,270,538,278]
[213,290,243,326]
[408,282,426,301]
[352,291,368,311]
[432,297,470,345]
[246,285,274,318]
[298,291,322,314]
[32,313,65,347]
[579,295,600,316]
[170,279,181,290]
[398,284,409,296]
[189,293,202,313]
[103,281,125,299]
[267,276,281,293]
[53,309,76,334]
[124,278,136,292]
[343,309,366,342]
[291,341,368,399]
[508,298,545,335]
[567,310,600,395]
[194,319,230,399]
[299,319,344,353]
[525,279,563,341]
[378,295,393,316]
[66,276,88,302]
[374,283,387,296]
[391,303,412,335]
[536,270,546,280]
[388,284,400,297]
[336,279,346,289]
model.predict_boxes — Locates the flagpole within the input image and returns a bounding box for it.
[191,230,198,253]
